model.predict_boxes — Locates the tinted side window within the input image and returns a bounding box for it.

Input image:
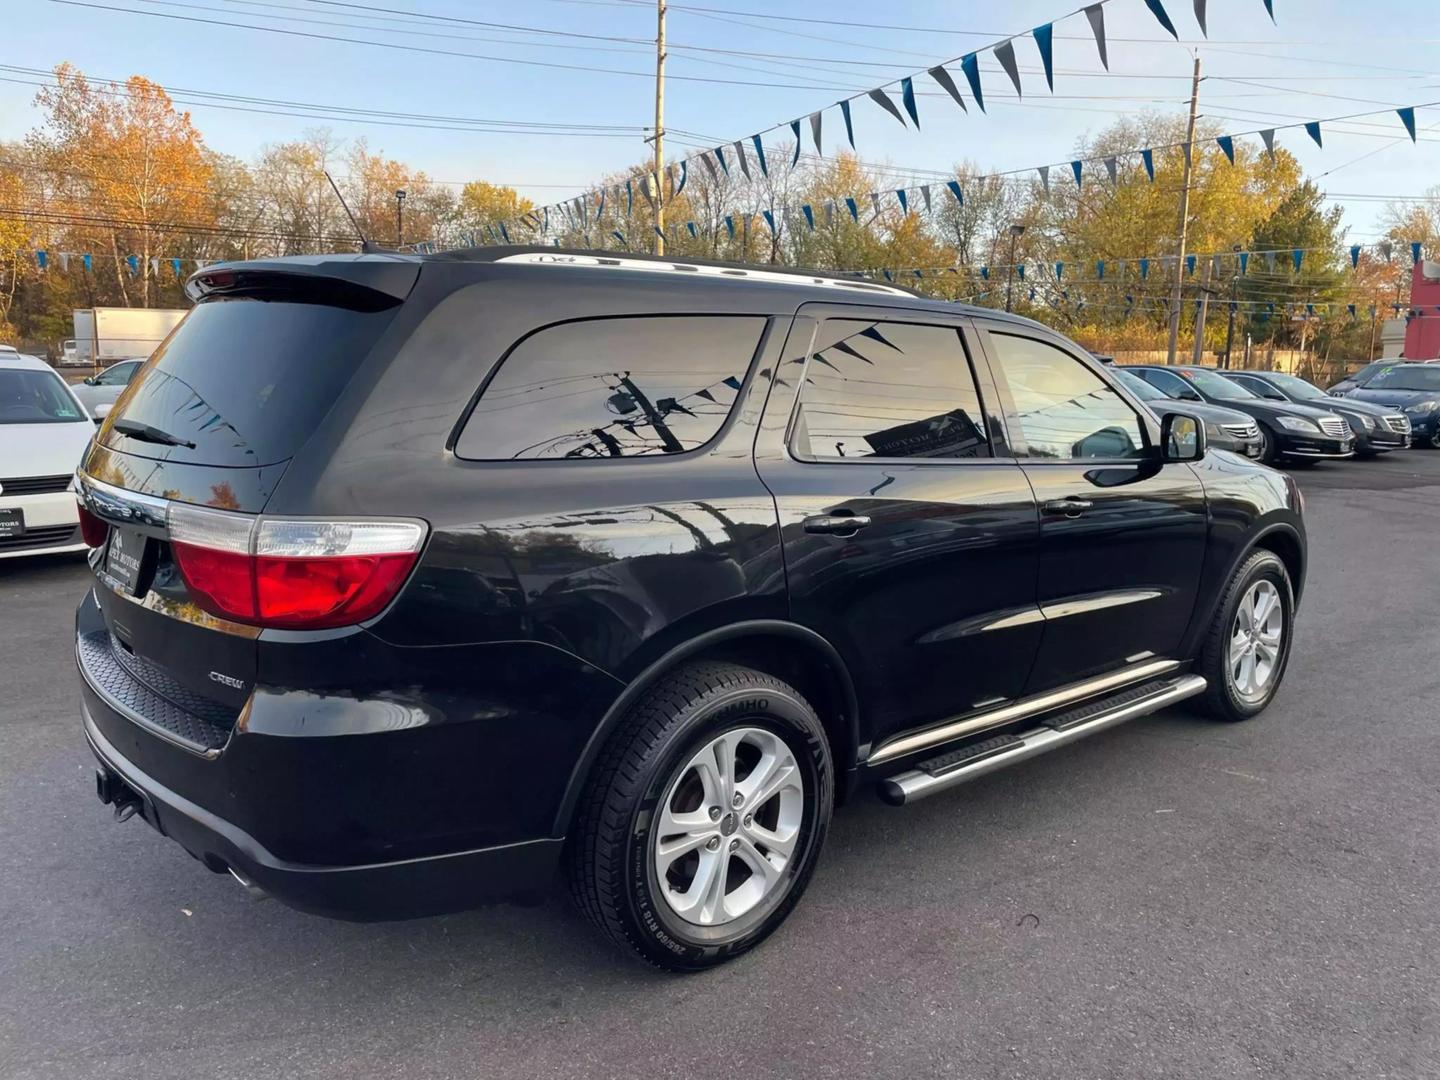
[456,316,765,461]
[989,333,1146,460]
[1135,368,1190,398]
[791,320,989,460]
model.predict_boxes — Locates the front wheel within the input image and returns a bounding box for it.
[569,662,833,970]
[1196,550,1295,722]
[1256,424,1280,465]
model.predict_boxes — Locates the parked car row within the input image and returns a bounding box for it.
[1328,361,1440,450]
[1113,362,1431,465]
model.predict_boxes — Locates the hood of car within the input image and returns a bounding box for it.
[1347,387,1439,408]
[1215,397,1337,422]
[1172,400,1255,426]
[1320,396,1398,418]
[0,419,94,480]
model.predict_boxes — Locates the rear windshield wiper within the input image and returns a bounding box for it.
[112,418,197,449]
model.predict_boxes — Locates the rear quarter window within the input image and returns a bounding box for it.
[455,315,766,460]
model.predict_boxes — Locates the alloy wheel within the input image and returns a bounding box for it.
[1229,579,1284,703]
[653,727,805,927]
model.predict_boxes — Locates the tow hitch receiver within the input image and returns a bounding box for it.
[95,767,146,824]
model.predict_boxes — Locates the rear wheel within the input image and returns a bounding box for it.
[1196,550,1294,722]
[569,662,833,970]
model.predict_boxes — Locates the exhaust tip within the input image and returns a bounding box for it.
[227,866,271,902]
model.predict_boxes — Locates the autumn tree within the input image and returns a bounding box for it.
[454,181,534,242]
[27,64,215,308]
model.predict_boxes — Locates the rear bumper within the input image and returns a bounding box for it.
[84,702,561,919]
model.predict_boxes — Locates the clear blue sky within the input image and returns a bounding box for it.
[3,0,1437,239]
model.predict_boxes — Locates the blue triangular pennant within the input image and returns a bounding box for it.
[725,215,735,238]
[980,266,990,280]
[840,100,856,148]
[1413,242,1424,265]
[1096,260,1105,280]
[1145,0,1179,39]
[752,134,768,177]
[675,161,687,197]
[761,209,776,234]
[946,180,963,205]
[1141,148,1155,181]
[1397,107,1417,142]
[790,120,802,167]
[611,230,625,245]
[1139,257,1150,280]
[626,178,634,213]
[1032,23,1055,91]
[1186,254,1197,275]
[171,257,182,277]
[1350,245,1361,268]
[900,77,920,128]
[1305,121,1322,148]
[686,221,697,238]
[34,250,46,270]
[845,197,859,222]
[802,204,814,230]
[896,189,908,213]
[714,146,728,175]
[960,53,985,112]
[1216,135,1235,164]
[1262,0,1275,22]
[1071,160,1083,188]
[126,254,138,276]
[1293,248,1304,271]
[1055,261,1064,280]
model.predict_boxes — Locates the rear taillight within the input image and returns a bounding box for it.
[77,504,110,547]
[167,503,425,629]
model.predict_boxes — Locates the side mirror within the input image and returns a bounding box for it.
[1161,411,1206,463]
[83,376,97,386]
[92,403,113,423]
[1176,387,1203,402]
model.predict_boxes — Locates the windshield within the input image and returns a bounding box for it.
[1263,373,1327,400]
[1116,370,1166,402]
[1183,369,1258,400]
[1368,366,1440,392]
[0,369,88,424]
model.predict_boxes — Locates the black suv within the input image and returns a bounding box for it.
[75,249,1306,969]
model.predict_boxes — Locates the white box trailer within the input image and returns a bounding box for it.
[62,308,187,367]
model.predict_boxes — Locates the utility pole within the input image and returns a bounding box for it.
[395,188,407,247]
[1222,273,1240,367]
[651,0,667,255]
[1005,224,1025,312]
[1167,55,1202,365]
[1191,257,1212,365]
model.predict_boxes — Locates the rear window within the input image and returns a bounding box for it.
[455,316,766,460]
[102,298,396,467]
[0,368,88,424]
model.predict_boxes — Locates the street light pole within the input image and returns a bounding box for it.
[1005,223,1025,313]
[395,189,407,247]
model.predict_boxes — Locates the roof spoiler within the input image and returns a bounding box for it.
[185,257,420,309]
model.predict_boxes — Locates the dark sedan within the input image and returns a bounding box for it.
[1222,370,1409,456]
[1335,362,1440,448]
[1129,364,1353,465]
[1114,369,1262,457]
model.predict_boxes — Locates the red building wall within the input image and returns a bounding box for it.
[1406,260,1440,360]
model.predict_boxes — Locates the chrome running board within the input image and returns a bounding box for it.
[878,674,1207,806]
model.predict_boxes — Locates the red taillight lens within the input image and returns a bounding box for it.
[254,552,419,629]
[77,504,110,548]
[166,504,425,629]
[171,541,259,621]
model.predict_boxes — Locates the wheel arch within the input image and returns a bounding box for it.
[551,620,860,837]
[1250,522,1306,608]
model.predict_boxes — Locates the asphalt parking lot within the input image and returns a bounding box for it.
[3,453,1438,1080]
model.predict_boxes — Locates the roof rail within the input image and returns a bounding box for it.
[492,251,913,296]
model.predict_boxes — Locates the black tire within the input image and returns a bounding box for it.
[1256,423,1280,465]
[1196,549,1295,722]
[568,661,833,971]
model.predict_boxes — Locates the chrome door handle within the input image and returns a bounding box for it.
[803,513,872,536]
[1043,498,1094,517]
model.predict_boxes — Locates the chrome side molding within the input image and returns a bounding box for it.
[867,658,1182,767]
[879,675,1207,805]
